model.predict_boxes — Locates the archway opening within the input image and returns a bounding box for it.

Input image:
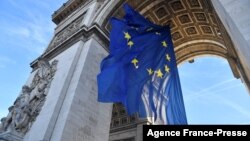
[179,56,250,124]
[102,0,250,140]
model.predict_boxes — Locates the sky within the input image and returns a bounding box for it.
[0,0,66,118]
[0,0,250,124]
[179,57,250,124]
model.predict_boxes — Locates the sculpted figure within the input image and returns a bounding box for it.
[0,118,4,132]
[12,86,31,133]
[29,60,51,101]
[0,59,58,134]
[50,60,58,79]
[1,106,14,131]
[0,85,30,133]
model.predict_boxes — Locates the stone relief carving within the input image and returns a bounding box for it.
[46,15,84,52]
[0,59,58,135]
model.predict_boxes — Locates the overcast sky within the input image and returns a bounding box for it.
[0,0,250,124]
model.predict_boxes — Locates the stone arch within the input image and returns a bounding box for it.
[94,1,230,65]
[175,39,227,64]
[46,0,249,89]
[92,0,247,80]
[0,1,247,141]
[94,1,250,138]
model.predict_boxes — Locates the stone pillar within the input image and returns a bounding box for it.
[23,38,112,141]
[1,1,112,141]
[212,0,250,92]
[135,123,144,141]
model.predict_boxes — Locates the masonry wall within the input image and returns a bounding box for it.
[212,0,250,91]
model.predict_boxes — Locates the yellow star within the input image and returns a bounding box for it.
[131,58,139,68]
[166,54,171,62]
[147,68,154,75]
[128,41,134,48]
[156,69,163,78]
[162,41,168,47]
[165,65,170,73]
[124,32,131,40]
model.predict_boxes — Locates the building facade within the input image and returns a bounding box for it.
[0,0,250,141]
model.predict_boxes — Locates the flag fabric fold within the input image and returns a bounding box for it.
[97,4,187,124]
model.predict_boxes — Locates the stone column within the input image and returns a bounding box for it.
[23,38,112,141]
[212,0,250,92]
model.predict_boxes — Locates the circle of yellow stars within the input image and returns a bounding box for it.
[124,30,172,78]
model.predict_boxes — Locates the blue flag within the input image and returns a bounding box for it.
[97,4,187,124]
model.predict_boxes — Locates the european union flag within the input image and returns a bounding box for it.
[97,4,187,124]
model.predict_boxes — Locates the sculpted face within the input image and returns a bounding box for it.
[8,106,14,112]
[22,86,31,94]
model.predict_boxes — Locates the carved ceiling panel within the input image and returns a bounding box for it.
[102,0,226,50]
[110,103,138,130]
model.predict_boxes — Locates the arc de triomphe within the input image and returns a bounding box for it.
[0,0,250,141]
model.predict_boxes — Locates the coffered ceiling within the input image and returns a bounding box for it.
[106,0,235,129]
[102,0,231,64]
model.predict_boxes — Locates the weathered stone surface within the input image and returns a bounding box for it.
[49,38,112,141]
[0,59,58,140]
[212,0,250,92]
[23,41,82,141]
[1,0,250,141]
[0,131,23,141]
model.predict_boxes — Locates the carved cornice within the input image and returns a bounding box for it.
[52,0,87,24]
[47,14,86,52]
[30,23,109,69]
